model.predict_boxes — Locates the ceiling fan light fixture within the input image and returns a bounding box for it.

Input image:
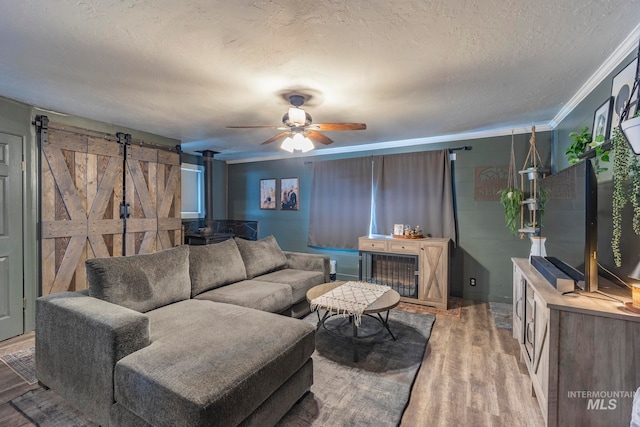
[298,135,315,153]
[288,107,306,126]
[281,136,296,152]
[280,133,314,153]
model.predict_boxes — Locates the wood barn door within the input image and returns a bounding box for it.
[38,117,181,296]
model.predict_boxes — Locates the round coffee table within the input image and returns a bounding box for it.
[306,281,401,362]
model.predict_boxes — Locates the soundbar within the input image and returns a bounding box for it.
[530,256,575,293]
[545,256,586,290]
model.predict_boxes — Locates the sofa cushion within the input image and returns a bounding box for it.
[255,269,326,304]
[235,235,288,279]
[114,299,315,427]
[189,238,247,297]
[194,280,292,313]
[87,245,190,313]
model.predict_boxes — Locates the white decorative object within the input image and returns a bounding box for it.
[529,236,547,261]
[621,115,640,154]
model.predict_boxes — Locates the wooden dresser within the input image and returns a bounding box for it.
[358,235,450,309]
[512,258,640,426]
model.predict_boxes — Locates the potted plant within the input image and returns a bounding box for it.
[565,125,610,174]
[565,126,591,165]
[500,187,524,235]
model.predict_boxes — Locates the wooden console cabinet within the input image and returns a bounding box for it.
[358,235,450,309]
[512,258,640,426]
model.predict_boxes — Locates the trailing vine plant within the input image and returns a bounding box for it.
[500,187,524,235]
[611,127,634,266]
[499,132,524,235]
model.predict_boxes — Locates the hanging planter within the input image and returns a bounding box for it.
[621,115,640,154]
[500,187,524,235]
[522,198,539,210]
[519,167,539,180]
[499,132,524,236]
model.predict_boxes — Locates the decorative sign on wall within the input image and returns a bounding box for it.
[280,177,299,210]
[474,166,509,201]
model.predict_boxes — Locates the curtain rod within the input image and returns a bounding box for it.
[303,146,472,164]
[449,146,472,152]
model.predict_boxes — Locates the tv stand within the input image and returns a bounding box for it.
[512,258,640,426]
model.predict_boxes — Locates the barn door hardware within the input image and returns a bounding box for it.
[116,132,132,157]
[119,202,131,219]
[35,115,50,146]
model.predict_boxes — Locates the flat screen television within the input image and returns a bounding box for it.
[539,159,598,292]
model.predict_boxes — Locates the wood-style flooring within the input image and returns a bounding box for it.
[0,302,544,427]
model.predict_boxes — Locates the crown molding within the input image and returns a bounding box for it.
[550,23,640,128]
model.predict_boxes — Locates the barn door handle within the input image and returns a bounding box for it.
[120,202,131,219]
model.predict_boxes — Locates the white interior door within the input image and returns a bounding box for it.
[0,132,23,341]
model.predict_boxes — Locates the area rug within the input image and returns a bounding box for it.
[10,310,435,426]
[1,346,37,384]
[488,301,513,330]
[278,309,435,426]
[11,387,98,427]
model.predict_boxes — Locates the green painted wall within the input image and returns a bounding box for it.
[228,131,552,303]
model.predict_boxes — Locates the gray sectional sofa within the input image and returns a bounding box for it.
[36,236,330,427]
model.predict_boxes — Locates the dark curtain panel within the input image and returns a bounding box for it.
[372,150,456,241]
[308,157,373,249]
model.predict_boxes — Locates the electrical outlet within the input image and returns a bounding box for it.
[470,278,476,286]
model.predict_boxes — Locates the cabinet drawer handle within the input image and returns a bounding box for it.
[526,322,534,345]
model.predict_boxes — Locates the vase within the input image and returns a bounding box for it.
[529,236,547,261]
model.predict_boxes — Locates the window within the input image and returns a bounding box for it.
[308,150,456,249]
[181,163,204,219]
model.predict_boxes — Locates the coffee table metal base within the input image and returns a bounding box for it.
[315,309,396,362]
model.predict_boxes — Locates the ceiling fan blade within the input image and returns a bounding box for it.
[261,132,290,145]
[307,131,334,145]
[226,125,281,129]
[313,123,367,131]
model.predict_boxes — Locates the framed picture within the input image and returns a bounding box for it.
[592,97,613,144]
[280,177,299,210]
[610,57,639,138]
[259,179,276,210]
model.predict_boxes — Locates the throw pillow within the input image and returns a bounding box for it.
[189,238,247,297]
[87,245,191,313]
[234,235,288,279]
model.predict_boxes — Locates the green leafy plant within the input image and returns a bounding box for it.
[565,126,591,165]
[565,126,610,174]
[499,187,524,235]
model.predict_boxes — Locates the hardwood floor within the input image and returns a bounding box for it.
[0,303,544,427]
[401,300,544,427]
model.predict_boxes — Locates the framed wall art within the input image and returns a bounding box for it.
[280,177,299,210]
[260,179,276,210]
[592,96,613,144]
[610,57,639,138]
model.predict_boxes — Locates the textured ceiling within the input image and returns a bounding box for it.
[0,1,639,161]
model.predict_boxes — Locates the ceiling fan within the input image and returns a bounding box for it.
[227,95,366,152]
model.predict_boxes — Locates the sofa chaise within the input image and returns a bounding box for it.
[36,236,330,426]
